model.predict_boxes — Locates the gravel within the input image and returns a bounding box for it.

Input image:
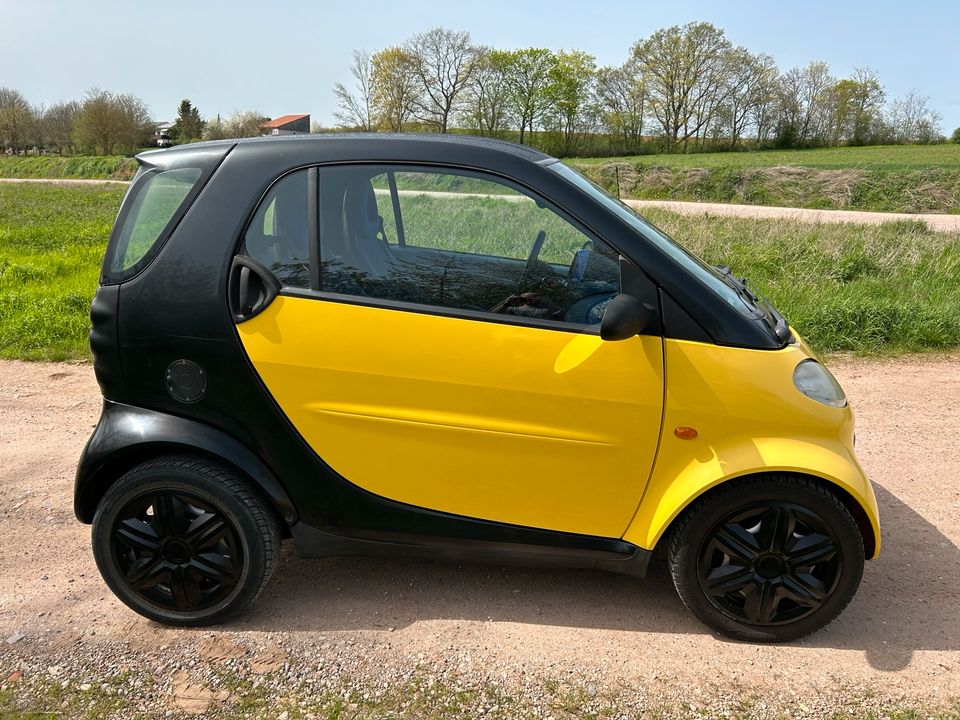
[0,356,958,718]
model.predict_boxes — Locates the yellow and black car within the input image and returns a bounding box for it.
[75,134,880,641]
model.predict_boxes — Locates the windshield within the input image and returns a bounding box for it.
[548,162,755,316]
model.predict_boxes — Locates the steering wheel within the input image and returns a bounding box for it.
[519,230,547,282]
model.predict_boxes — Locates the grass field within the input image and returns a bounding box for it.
[1,182,958,360]
[572,143,960,170]
[0,155,138,180]
[571,146,960,214]
[0,183,124,360]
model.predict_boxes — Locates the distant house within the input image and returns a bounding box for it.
[261,114,310,136]
[153,122,174,148]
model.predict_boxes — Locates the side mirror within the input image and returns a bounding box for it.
[600,293,656,341]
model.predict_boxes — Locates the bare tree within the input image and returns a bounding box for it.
[631,22,733,151]
[0,87,34,154]
[371,46,419,132]
[886,91,942,144]
[595,62,646,153]
[333,49,375,131]
[777,61,834,146]
[44,100,80,155]
[203,110,268,140]
[747,57,781,145]
[74,89,151,154]
[405,27,479,132]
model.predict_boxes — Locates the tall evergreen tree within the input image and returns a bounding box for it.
[172,99,205,143]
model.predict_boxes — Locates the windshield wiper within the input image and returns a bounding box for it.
[715,265,792,342]
[714,265,760,303]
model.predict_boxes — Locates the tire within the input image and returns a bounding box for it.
[91,456,280,626]
[668,474,864,642]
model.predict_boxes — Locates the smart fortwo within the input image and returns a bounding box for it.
[75,134,880,642]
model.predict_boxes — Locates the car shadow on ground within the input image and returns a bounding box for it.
[236,482,957,672]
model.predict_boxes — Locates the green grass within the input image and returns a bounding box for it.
[0,183,125,360]
[0,155,137,180]
[572,144,960,170]
[2,669,958,720]
[568,145,960,215]
[1,183,958,361]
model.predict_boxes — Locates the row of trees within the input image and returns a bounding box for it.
[0,90,216,155]
[0,88,152,155]
[333,24,947,156]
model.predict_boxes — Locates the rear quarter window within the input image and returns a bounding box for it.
[107,167,202,277]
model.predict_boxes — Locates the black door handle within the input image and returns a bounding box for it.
[229,255,282,322]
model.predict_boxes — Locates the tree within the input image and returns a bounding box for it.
[463,47,511,136]
[172,99,205,143]
[951,127,960,144]
[371,46,418,131]
[827,68,884,145]
[74,89,151,155]
[202,110,267,140]
[547,50,596,154]
[595,62,646,154]
[776,61,834,147]
[406,27,478,132]
[492,48,556,145]
[885,91,942,144]
[44,100,80,155]
[333,49,375,131]
[631,23,734,152]
[0,87,34,154]
[717,50,776,149]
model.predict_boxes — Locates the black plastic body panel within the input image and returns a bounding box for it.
[291,523,652,577]
[88,284,123,400]
[74,400,296,524]
[77,133,786,563]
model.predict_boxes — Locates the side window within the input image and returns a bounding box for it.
[318,166,620,327]
[244,170,310,288]
[110,167,202,274]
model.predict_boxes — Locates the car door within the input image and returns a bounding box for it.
[235,164,664,539]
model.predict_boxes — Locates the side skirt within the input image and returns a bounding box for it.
[291,523,652,578]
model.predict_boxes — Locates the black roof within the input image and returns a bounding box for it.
[139,132,554,165]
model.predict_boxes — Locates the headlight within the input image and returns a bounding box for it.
[793,359,847,408]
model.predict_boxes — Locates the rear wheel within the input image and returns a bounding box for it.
[91,456,280,626]
[668,475,864,642]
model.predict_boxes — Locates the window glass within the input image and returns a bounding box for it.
[318,166,620,327]
[111,167,201,272]
[548,162,753,315]
[244,170,311,288]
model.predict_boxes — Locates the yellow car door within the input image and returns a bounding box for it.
[237,165,664,539]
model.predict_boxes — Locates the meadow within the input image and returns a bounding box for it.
[4,144,960,214]
[1,182,958,360]
[572,143,960,170]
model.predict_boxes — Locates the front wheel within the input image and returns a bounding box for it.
[91,456,280,626]
[668,475,864,642]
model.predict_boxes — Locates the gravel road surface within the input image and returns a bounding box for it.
[0,356,957,717]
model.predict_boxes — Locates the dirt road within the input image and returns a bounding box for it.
[0,356,958,717]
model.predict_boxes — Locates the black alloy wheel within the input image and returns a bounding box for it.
[696,502,841,625]
[92,456,280,626]
[111,490,244,612]
[668,475,865,642]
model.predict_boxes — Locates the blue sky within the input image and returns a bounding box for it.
[3,0,958,132]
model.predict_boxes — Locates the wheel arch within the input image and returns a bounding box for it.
[75,401,297,529]
[624,448,880,561]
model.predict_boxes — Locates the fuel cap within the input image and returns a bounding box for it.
[165,359,207,403]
